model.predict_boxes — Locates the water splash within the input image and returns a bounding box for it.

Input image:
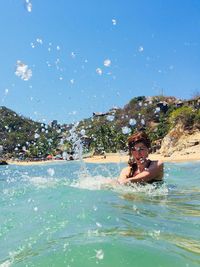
[0,259,13,267]
[27,176,58,188]
[122,126,131,134]
[104,59,111,67]
[25,0,32,12]
[71,173,113,190]
[114,182,169,196]
[15,61,32,81]
[67,122,83,160]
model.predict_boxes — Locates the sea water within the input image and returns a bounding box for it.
[0,161,200,267]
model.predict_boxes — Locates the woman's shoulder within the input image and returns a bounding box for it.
[150,160,163,167]
[148,160,164,175]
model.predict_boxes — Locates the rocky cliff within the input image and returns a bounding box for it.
[160,123,200,158]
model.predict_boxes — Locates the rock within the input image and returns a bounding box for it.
[0,160,8,165]
[160,123,200,157]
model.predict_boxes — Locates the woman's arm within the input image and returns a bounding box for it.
[121,161,163,184]
[117,167,131,184]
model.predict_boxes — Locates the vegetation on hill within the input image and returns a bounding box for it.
[0,95,200,159]
[0,106,60,159]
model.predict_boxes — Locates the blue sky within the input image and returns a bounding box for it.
[0,0,200,124]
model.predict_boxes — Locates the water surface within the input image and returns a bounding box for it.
[0,161,200,266]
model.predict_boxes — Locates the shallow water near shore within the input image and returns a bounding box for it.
[0,161,200,267]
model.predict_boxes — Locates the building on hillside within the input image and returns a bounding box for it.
[109,106,119,113]
[93,107,119,117]
[93,112,109,117]
[0,145,3,155]
[156,101,169,113]
[175,100,184,108]
[186,97,200,109]
[50,120,58,128]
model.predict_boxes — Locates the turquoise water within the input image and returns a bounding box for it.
[0,161,200,267]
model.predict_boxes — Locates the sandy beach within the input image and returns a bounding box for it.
[6,144,200,166]
[83,151,200,164]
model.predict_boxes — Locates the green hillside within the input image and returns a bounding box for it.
[1,95,200,159]
[0,106,60,159]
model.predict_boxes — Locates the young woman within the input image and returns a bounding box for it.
[118,132,163,185]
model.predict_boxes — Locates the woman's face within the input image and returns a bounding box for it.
[131,142,149,162]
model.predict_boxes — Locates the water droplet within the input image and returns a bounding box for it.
[4,88,9,95]
[47,168,55,176]
[103,59,111,67]
[96,222,102,228]
[25,0,32,12]
[95,249,104,260]
[112,19,117,25]
[80,129,86,136]
[15,60,32,81]
[129,118,136,126]
[155,107,160,113]
[34,133,40,139]
[96,68,103,75]
[138,101,143,107]
[122,126,131,134]
[138,46,144,52]
[36,38,43,44]
[71,52,76,58]
[106,115,115,122]
[93,205,98,211]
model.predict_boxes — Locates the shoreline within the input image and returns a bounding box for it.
[83,152,200,164]
[5,151,200,166]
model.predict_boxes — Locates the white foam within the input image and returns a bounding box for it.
[28,176,58,188]
[0,260,12,267]
[114,182,169,196]
[71,175,112,190]
[70,174,168,195]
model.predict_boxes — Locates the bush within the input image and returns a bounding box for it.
[169,106,195,128]
[194,109,200,126]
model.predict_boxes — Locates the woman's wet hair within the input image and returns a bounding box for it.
[128,131,151,151]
